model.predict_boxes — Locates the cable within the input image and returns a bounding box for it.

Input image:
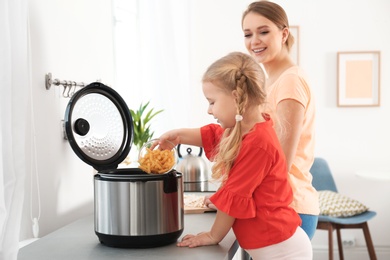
[28,21,41,238]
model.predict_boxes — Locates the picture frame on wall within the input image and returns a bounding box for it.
[337,51,381,107]
[289,26,299,65]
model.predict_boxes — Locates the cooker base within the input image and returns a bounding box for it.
[96,229,184,248]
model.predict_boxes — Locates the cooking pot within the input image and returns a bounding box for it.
[64,82,183,248]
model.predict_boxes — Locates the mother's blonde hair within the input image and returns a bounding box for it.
[202,52,266,183]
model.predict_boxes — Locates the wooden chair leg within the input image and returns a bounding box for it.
[327,224,334,260]
[361,222,377,260]
[336,227,344,260]
[318,221,377,260]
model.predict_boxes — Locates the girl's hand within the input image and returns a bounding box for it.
[158,135,180,150]
[177,232,219,248]
[148,130,180,150]
[204,194,217,210]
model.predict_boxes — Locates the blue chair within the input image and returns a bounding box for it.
[310,157,377,260]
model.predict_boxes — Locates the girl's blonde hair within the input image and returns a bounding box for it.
[202,52,266,183]
[242,1,295,52]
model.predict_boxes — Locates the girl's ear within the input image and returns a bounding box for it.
[232,90,239,99]
[232,90,241,106]
[231,90,240,103]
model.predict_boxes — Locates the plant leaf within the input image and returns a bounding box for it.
[129,101,164,150]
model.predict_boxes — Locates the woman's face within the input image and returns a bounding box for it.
[242,12,287,64]
[202,81,237,129]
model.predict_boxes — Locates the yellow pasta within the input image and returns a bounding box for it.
[138,148,175,174]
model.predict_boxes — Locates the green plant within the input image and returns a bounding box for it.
[130,101,163,150]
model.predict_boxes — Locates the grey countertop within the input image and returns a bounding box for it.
[18,213,239,260]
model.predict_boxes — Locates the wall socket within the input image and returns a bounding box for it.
[342,237,356,247]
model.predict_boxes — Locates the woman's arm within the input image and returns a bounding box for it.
[275,99,305,171]
[177,210,235,248]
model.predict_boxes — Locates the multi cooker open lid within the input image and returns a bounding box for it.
[64,82,133,171]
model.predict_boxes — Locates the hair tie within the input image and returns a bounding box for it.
[235,115,243,122]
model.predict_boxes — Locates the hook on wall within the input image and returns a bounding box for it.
[45,73,85,98]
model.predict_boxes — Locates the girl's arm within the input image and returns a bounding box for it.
[158,128,203,147]
[275,99,304,171]
[177,210,235,248]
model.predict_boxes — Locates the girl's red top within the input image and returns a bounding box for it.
[201,116,301,249]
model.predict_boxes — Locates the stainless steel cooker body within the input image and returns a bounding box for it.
[94,169,184,248]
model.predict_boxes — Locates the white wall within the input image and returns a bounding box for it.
[23,0,390,259]
[22,0,114,241]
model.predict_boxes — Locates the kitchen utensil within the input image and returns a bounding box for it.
[183,194,216,214]
[176,144,209,183]
[64,82,184,248]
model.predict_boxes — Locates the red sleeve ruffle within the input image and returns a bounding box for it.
[210,186,256,219]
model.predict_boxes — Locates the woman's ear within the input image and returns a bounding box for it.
[282,27,289,44]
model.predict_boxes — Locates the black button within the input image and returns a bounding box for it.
[74,118,90,136]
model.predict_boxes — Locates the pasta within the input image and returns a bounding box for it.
[138,148,175,174]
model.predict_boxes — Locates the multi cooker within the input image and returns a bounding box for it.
[64,82,184,248]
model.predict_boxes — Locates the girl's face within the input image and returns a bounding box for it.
[242,12,287,64]
[202,81,237,129]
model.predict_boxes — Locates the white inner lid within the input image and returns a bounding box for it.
[72,93,125,161]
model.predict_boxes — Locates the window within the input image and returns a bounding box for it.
[112,0,192,134]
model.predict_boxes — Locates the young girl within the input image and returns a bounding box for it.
[157,52,312,259]
[241,1,319,239]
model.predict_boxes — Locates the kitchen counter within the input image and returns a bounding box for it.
[18,213,239,260]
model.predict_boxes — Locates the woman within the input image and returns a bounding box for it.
[241,1,319,239]
[157,52,312,259]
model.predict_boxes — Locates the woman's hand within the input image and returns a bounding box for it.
[204,194,217,210]
[177,232,219,248]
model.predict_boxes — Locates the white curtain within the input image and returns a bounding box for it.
[113,0,191,135]
[0,0,30,259]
